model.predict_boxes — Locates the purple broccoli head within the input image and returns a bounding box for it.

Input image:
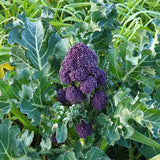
[91,68,106,87]
[66,86,83,104]
[92,90,107,110]
[59,43,98,84]
[59,68,71,84]
[76,120,92,138]
[67,43,97,70]
[57,88,70,106]
[69,68,88,82]
[61,56,77,71]
[80,76,97,94]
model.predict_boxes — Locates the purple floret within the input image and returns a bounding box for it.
[66,86,83,104]
[76,120,92,138]
[80,76,97,94]
[92,90,107,110]
[57,89,70,106]
[69,69,88,82]
[91,68,106,87]
[59,68,71,84]
[61,56,77,71]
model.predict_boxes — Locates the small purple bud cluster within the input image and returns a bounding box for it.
[56,42,108,139]
[76,120,92,138]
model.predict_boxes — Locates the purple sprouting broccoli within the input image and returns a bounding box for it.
[59,68,71,84]
[69,68,88,82]
[66,86,83,104]
[76,120,92,138]
[57,88,70,106]
[92,90,107,110]
[80,76,97,94]
[59,42,98,84]
[58,42,107,107]
[91,68,106,87]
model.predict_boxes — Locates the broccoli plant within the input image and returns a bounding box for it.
[0,0,160,159]
[57,42,107,138]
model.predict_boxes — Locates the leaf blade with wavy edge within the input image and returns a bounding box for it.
[56,121,67,143]
[8,14,61,71]
[0,120,25,159]
[85,147,110,160]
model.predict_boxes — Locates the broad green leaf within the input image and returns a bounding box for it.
[114,89,160,138]
[0,120,25,159]
[98,88,160,145]
[107,40,157,93]
[97,113,122,145]
[0,120,40,160]
[90,29,112,51]
[20,100,41,126]
[10,46,34,70]
[64,151,77,160]
[91,0,118,29]
[85,147,110,160]
[19,71,51,126]
[19,84,34,101]
[57,151,77,160]
[56,121,67,143]
[54,38,72,59]
[8,13,61,71]
[47,55,61,78]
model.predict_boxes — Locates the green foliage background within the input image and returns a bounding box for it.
[0,0,160,160]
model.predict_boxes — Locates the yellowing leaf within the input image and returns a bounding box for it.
[0,63,14,78]
[0,65,5,78]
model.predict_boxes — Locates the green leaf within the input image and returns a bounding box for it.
[97,114,122,145]
[114,89,160,138]
[85,147,110,160]
[10,46,34,70]
[8,13,61,71]
[19,70,50,126]
[0,120,40,160]
[57,151,77,160]
[20,100,41,126]
[54,38,72,59]
[56,121,67,143]
[19,84,34,101]
[107,40,157,92]
[0,120,25,159]
[90,29,112,51]
[47,55,61,78]
[64,151,77,160]
[91,0,118,30]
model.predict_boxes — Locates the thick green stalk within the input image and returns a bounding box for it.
[100,138,108,152]
[10,102,39,134]
[130,130,160,149]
